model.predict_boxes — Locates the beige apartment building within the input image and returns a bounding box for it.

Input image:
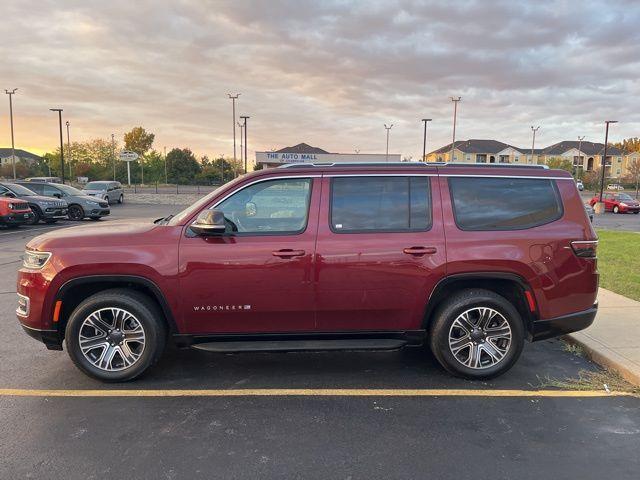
[425,139,634,178]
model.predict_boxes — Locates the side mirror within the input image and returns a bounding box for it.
[190,209,226,236]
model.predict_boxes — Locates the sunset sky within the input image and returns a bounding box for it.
[1,0,639,164]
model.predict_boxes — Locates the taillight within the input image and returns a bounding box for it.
[570,240,598,258]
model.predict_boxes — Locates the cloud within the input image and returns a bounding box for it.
[1,0,639,161]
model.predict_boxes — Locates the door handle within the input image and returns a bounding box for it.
[272,249,306,258]
[403,246,437,256]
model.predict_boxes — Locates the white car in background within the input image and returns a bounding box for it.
[576,180,584,191]
[607,183,625,191]
[81,181,124,205]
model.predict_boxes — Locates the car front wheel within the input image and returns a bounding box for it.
[613,205,620,214]
[118,194,124,204]
[429,289,525,379]
[65,289,166,382]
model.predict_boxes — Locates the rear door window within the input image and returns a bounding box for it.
[330,176,431,233]
[448,177,563,230]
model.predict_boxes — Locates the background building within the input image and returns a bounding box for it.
[0,148,41,166]
[256,143,401,168]
[426,139,632,178]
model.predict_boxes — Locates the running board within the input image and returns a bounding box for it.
[191,338,408,353]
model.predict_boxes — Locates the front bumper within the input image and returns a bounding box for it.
[0,212,33,225]
[530,304,598,341]
[20,324,63,350]
[42,207,68,219]
[88,207,110,217]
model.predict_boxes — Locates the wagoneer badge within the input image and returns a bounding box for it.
[193,305,252,312]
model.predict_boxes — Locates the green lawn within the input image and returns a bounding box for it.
[596,230,640,301]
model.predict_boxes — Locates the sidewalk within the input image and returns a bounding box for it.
[568,288,640,385]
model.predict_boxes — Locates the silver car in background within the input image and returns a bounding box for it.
[81,181,124,205]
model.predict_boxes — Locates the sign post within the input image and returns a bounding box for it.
[119,151,139,185]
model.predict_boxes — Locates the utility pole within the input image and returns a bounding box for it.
[450,96,461,162]
[50,109,65,184]
[530,126,540,164]
[111,134,116,180]
[240,115,249,174]
[227,93,240,161]
[4,89,18,179]
[599,121,618,203]
[65,121,72,180]
[421,118,432,162]
[384,124,393,161]
[577,135,585,171]
[238,121,244,169]
[164,146,168,184]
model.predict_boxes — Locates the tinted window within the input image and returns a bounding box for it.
[43,185,62,197]
[449,177,562,230]
[330,176,431,232]
[216,178,312,234]
[22,183,43,194]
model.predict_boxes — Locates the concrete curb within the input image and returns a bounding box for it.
[565,331,640,386]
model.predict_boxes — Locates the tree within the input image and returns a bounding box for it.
[613,137,640,153]
[166,148,201,184]
[123,127,155,156]
[545,157,574,173]
[625,158,640,199]
[583,167,603,192]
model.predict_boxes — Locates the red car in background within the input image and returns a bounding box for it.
[0,196,33,227]
[589,192,640,214]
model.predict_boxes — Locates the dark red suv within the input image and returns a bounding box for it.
[16,163,598,381]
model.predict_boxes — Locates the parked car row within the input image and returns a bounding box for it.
[0,180,117,227]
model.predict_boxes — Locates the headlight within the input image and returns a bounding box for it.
[23,250,52,269]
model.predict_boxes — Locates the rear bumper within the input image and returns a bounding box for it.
[530,304,598,341]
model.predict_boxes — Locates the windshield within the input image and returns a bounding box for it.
[167,176,246,226]
[57,184,84,196]
[617,193,633,201]
[6,183,37,196]
[84,182,108,190]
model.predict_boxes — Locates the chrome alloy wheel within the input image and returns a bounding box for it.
[78,308,146,372]
[448,307,512,369]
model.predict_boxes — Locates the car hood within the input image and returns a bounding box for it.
[27,219,159,250]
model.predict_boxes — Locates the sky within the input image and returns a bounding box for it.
[1,0,639,164]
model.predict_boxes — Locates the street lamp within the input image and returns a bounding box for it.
[421,118,432,162]
[240,116,249,174]
[227,93,240,161]
[4,88,18,179]
[450,97,461,162]
[599,121,618,203]
[111,134,116,180]
[384,124,393,161]
[65,121,72,179]
[530,126,540,164]
[238,121,244,168]
[50,108,65,184]
[577,135,585,170]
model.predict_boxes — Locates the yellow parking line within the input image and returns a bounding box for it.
[0,388,635,398]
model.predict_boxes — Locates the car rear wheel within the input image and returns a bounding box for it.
[613,205,620,214]
[118,194,124,204]
[25,207,40,225]
[104,196,109,205]
[429,289,525,379]
[68,204,84,220]
[65,289,166,382]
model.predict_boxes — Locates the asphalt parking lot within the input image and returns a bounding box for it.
[1,203,639,479]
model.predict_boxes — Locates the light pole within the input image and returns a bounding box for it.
[111,134,116,180]
[50,109,65,184]
[227,93,240,161]
[421,118,432,162]
[599,121,618,203]
[384,124,393,161]
[450,96,461,162]
[4,88,18,179]
[65,121,72,180]
[530,126,540,164]
[164,146,168,184]
[238,121,244,169]
[240,115,249,174]
[577,135,585,171]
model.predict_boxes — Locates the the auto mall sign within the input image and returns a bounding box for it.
[260,152,321,163]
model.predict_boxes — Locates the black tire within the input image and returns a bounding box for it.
[104,196,109,205]
[118,194,124,204]
[68,204,84,221]
[634,211,639,214]
[25,207,41,225]
[429,289,525,380]
[65,289,166,382]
